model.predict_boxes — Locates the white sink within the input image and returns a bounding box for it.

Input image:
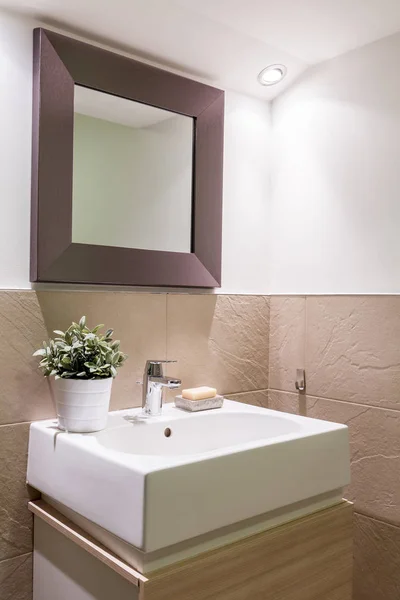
[27,400,350,553]
[96,410,302,456]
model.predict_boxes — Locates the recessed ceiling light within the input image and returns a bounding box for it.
[257,64,287,86]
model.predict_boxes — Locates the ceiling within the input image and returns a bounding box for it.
[3,0,400,99]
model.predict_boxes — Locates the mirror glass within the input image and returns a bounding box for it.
[72,85,194,253]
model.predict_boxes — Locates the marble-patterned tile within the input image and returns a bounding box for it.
[166,295,269,395]
[0,553,32,600]
[306,296,400,410]
[269,296,305,393]
[353,513,400,600]
[36,291,167,410]
[269,390,400,526]
[226,390,268,407]
[307,397,400,525]
[0,292,54,425]
[0,424,39,561]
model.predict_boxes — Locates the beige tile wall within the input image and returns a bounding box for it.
[269,295,400,600]
[0,553,33,600]
[0,290,270,600]
[3,290,399,600]
[166,294,270,397]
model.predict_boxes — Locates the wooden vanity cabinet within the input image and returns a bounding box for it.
[30,500,353,600]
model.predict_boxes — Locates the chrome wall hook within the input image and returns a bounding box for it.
[295,369,306,393]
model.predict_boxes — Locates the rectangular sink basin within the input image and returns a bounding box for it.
[27,400,350,552]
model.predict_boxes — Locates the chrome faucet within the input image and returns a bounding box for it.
[140,360,181,416]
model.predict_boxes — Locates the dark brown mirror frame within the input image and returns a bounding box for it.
[31,28,224,287]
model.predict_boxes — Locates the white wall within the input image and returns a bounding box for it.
[0,10,271,293]
[3,10,400,295]
[0,12,33,289]
[270,32,400,294]
[221,92,270,294]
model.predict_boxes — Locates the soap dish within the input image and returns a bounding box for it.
[175,395,224,412]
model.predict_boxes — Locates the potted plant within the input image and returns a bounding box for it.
[33,316,127,433]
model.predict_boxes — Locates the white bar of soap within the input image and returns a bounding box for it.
[181,386,217,401]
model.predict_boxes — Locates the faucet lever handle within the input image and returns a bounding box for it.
[147,360,177,365]
[145,359,177,378]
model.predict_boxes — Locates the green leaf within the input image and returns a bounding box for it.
[33,349,46,357]
[33,318,126,380]
[62,371,77,378]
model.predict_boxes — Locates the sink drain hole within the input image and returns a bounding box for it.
[164,427,172,438]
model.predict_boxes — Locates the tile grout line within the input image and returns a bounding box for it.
[225,389,269,396]
[0,420,34,429]
[354,509,400,531]
[267,296,272,396]
[165,293,169,361]
[267,388,400,414]
[266,296,270,393]
[0,551,32,565]
[304,295,308,384]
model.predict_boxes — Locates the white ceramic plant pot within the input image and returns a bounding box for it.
[52,377,113,433]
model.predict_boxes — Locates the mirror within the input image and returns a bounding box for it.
[72,86,194,253]
[31,28,224,287]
